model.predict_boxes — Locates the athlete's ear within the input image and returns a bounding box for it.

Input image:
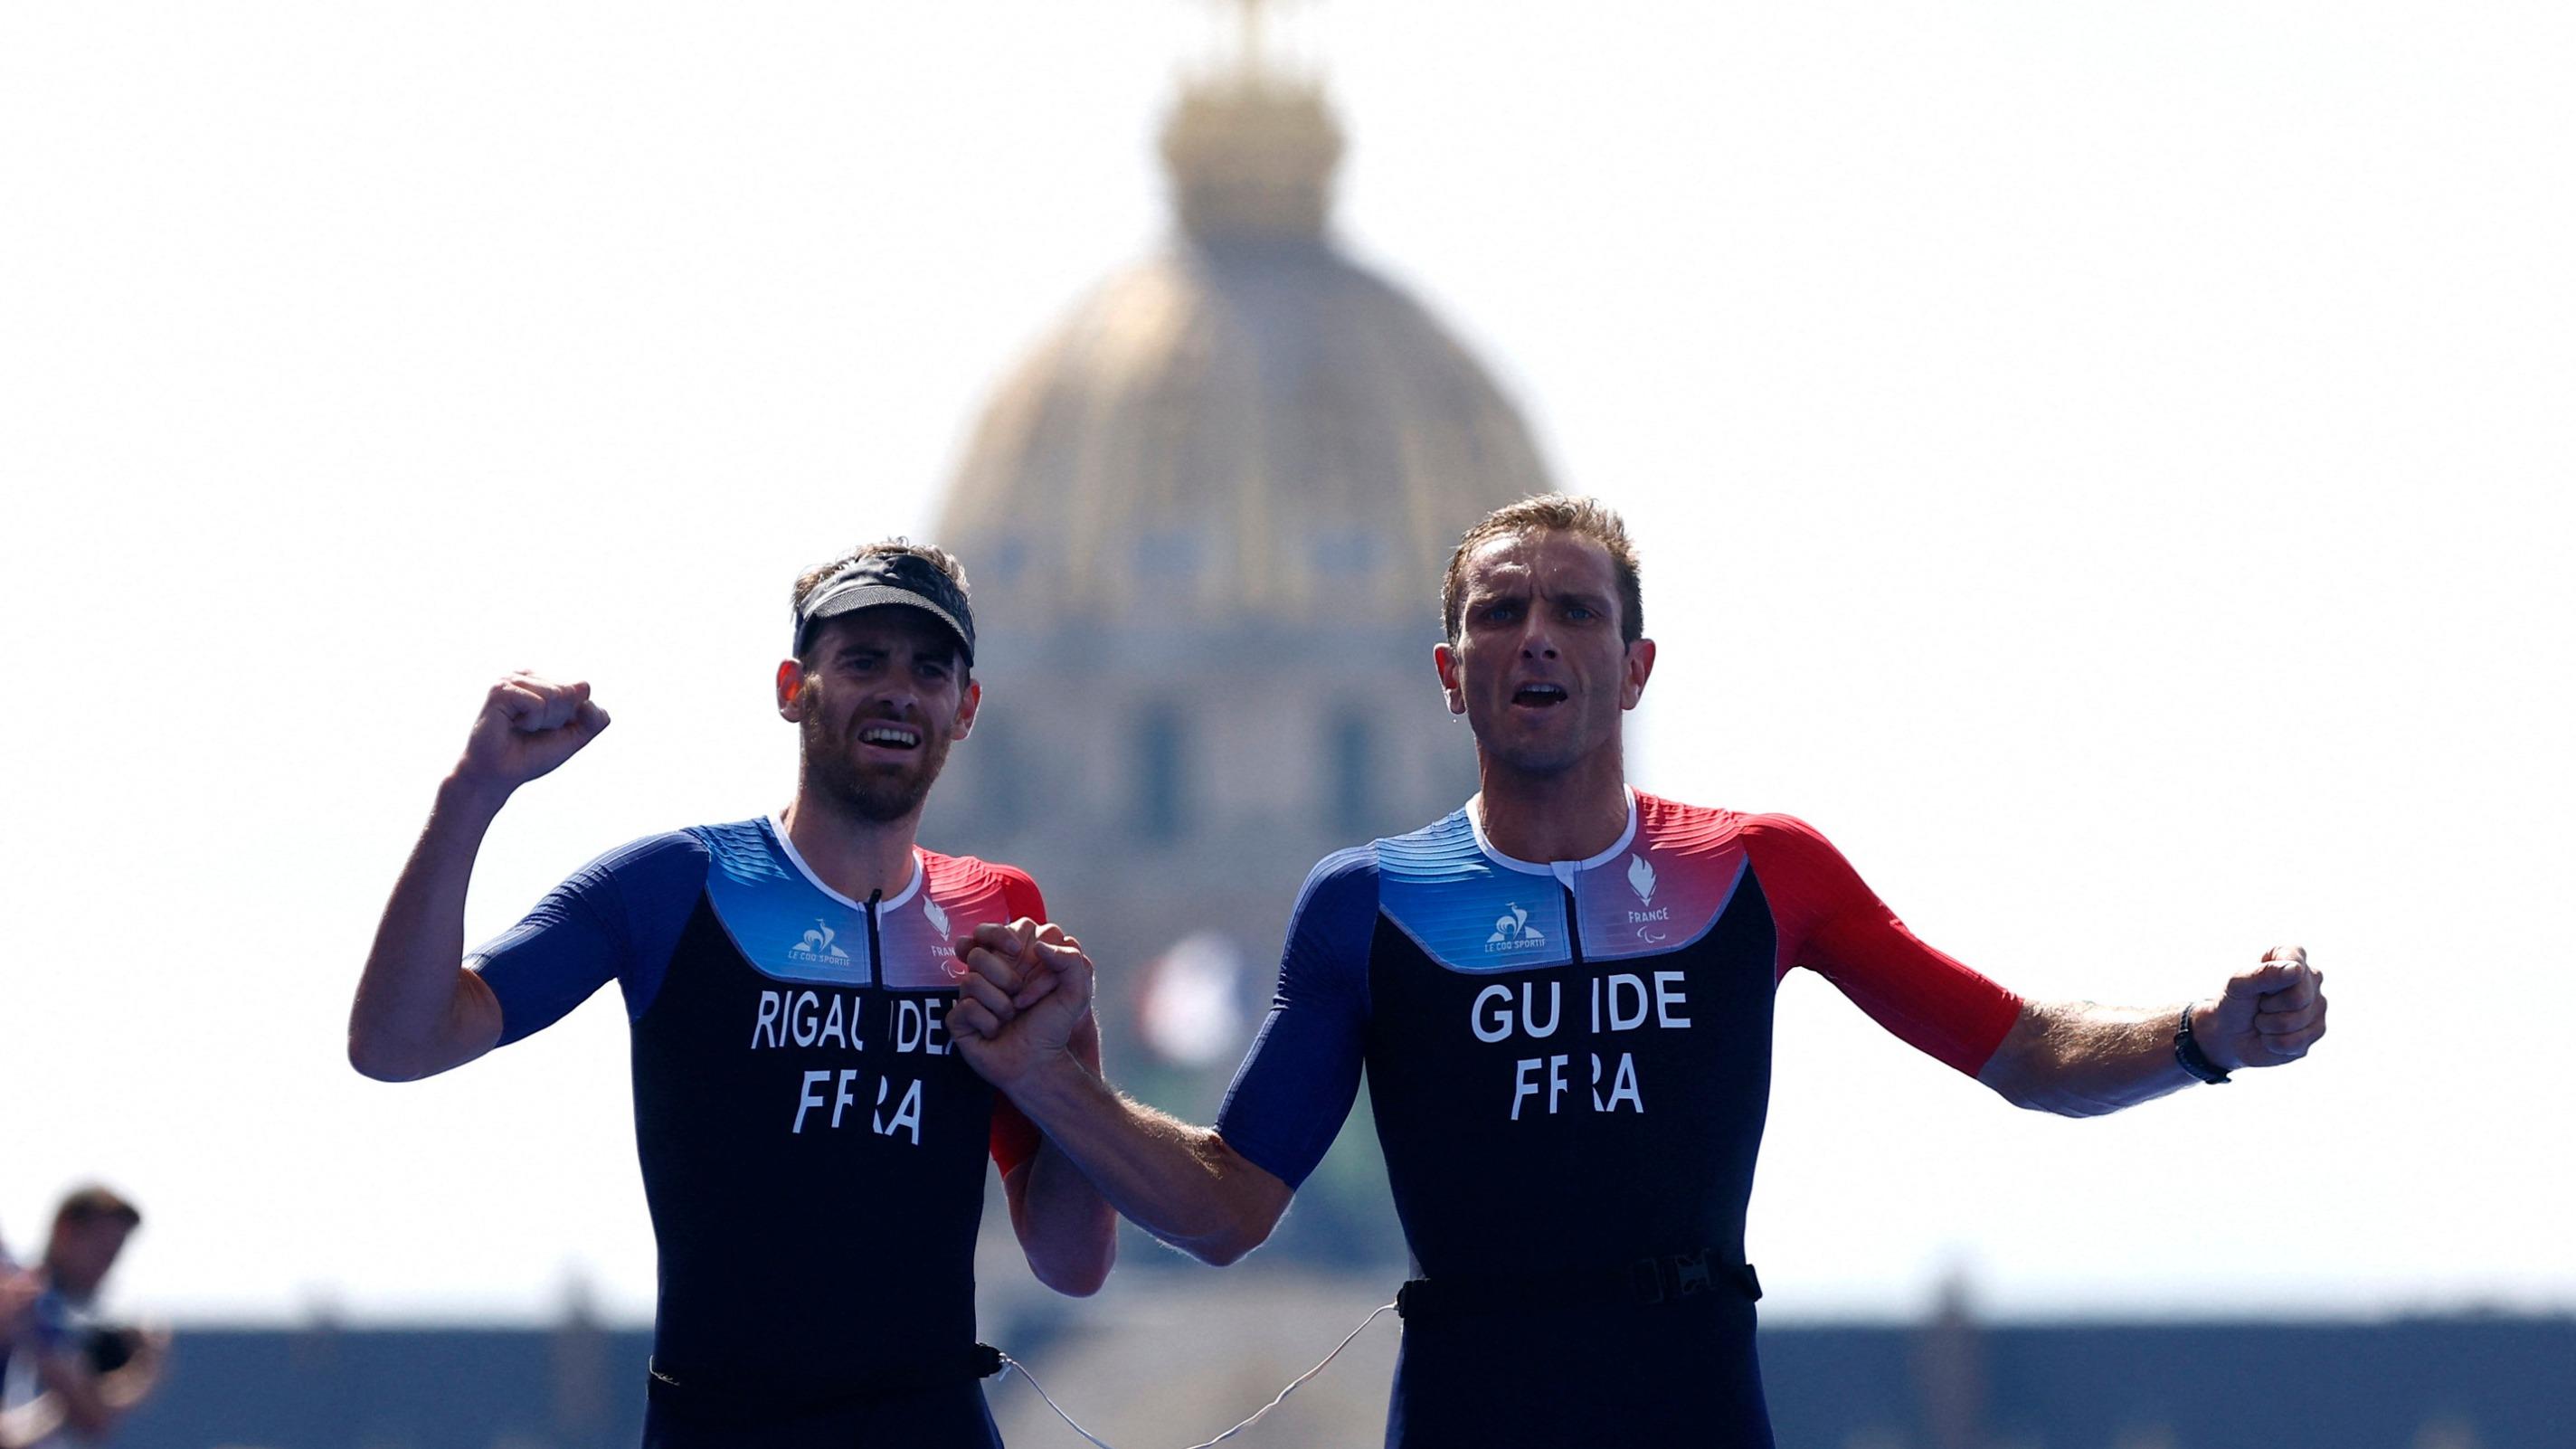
[776,658,808,723]
[950,677,982,741]
[1434,640,1467,715]
[1620,637,1657,710]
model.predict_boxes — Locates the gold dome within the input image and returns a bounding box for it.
[937,70,1553,632]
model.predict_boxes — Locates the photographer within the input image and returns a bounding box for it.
[0,1189,165,1446]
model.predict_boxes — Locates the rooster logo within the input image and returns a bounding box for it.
[791,919,849,963]
[1486,904,1545,946]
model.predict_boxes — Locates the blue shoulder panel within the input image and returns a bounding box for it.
[1377,810,1575,973]
[697,819,878,988]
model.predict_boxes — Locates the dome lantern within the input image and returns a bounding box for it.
[1160,67,1343,244]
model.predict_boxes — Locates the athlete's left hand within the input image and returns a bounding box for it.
[2189,944,2328,1071]
[948,920,1099,1091]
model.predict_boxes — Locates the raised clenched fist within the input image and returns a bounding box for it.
[2192,944,2328,1072]
[454,671,611,797]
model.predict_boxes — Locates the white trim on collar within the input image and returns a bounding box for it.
[764,813,924,911]
[1467,787,1640,887]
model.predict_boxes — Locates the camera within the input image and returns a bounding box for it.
[82,1323,144,1375]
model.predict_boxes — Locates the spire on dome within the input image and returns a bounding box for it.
[1160,0,1343,243]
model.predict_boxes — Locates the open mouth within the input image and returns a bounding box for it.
[1511,683,1568,707]
[857,724,923,752]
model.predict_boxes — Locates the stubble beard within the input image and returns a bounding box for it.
[801,708,952,824]
[1469,693,1618,783]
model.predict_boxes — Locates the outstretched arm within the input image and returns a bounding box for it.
[347,673,609,1082]
[1751,816,2329,1111]
[1977,947,2328,1115]
[950,926,1293,1266]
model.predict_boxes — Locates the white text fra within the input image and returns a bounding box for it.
[791,1070,925,1141]
[1510,1052,1645,1120]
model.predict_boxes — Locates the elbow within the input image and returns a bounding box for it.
[1179,1142,1291,1267]
[1191,1237,1255,1269]
[1978,1056,2079,1118]
[346,1029,431,1084]
[1030,1231,1118,1299]
[346,1034,397,1082]
[1185,1211,1281,1268]
[1035,1254,1114,1299]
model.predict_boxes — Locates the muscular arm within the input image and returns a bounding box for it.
[1976,999,2196,1115]
[951,926,1294,1267]
[1009,1048,1293,1267]
[347,777,511,1081]
[1754,816,2327,1110]
[952,854,1368,1267]
[999,1010,1121,1294]
[1979,953,2328,1116]
[346,675,608,1083]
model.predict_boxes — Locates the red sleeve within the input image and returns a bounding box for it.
[985,865,1046,1177]
[1741,814,2022,1076]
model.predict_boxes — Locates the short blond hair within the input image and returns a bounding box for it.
[1441,494,1643,644]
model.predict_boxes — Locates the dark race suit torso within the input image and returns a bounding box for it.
[1217,791,2022,1448]
[474,817,1046,1447]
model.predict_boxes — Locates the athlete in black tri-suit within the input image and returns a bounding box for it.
[349,541,1115,1448]
[944,495,2328,1448]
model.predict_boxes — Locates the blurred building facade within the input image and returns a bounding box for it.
[919,17,1549,1184]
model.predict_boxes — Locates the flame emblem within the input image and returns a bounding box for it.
[922,895,952,939]
[1626,854,1658,904]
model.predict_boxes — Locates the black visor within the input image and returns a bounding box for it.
[792,552,976,666]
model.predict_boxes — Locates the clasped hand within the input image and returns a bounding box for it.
[943,918,1096,1088]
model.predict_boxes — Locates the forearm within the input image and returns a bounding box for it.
[1976,998,2202,1116]
[347,774,510,1081]
[1008,1141,1118,1295]
[1007,1055,1288,1266]
[1004,1015,1117,1293]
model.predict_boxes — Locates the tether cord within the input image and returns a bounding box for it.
[997,1299,1401,1449]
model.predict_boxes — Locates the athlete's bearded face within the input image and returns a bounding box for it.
[782,609,979,825]
[1435,528,1653,778]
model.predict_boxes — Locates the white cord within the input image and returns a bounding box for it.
[998,1298,1401,1449]
[994,1351,1118,1449]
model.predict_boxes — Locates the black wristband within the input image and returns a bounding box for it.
[2174,1006,2231,1084]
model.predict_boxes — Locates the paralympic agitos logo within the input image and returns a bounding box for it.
[1624,854,1672,940]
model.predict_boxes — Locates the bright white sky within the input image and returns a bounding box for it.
[4,3,2569,1326]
